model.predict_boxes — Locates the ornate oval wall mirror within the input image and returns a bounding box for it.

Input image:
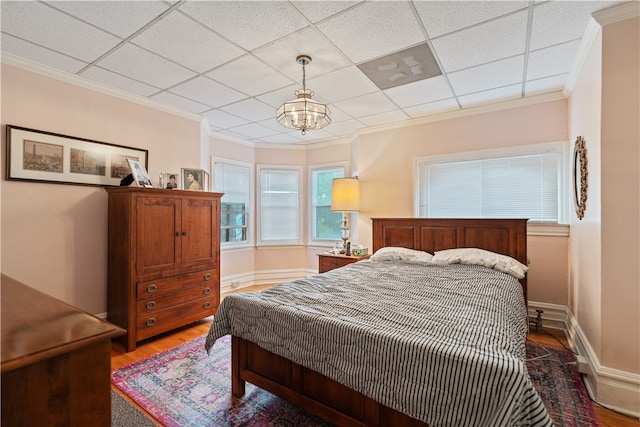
[573,136,588,220]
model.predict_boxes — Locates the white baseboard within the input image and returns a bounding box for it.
[529,301,640,418]
[221,268,315,294]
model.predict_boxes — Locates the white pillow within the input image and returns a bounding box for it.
[370,247,433,262]
[431,248,528,279]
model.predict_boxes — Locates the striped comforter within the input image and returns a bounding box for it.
[205,259,552,426]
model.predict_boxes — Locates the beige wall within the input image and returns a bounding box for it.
[569,28,604,360]
[569,14,640,411]
[1,64,201,313]
[351,101,570,305]
[600,15,639,375]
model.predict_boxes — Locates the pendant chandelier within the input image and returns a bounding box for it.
[276,55,332,135]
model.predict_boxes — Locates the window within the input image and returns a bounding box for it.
[211,158,252,246]
[309,164,345,243]
[257,165,302,245]
[416,142,569,224]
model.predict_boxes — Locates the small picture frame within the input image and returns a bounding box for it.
[162,172,180,190]
[127,158,153,188]
[181,168,209,191]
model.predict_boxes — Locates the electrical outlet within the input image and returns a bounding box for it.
[231,281,240,289]
[577,355,589,374]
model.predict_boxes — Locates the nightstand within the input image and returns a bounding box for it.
[318,253,370,273]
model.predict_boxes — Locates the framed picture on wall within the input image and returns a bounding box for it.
[6,125,148,186]
[181,168,209,191]
[127,159,153,188]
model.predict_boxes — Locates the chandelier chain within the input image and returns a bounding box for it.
[302,60,306,92]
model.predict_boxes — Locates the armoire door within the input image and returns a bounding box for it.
[136,196,181,277]
[180,197,218,269]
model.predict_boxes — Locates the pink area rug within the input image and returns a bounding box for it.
[112,335,599,426]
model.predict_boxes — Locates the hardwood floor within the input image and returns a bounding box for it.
[111,284,639,427]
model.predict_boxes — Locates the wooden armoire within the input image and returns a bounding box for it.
[106,187,223,351]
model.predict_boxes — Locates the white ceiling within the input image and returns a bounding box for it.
[0,0,624,145]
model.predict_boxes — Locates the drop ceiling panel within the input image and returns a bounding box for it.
[227,122,280,139]
[206,55,294,96]
[169,76,247,108]
[2,34,87,73]
[458,84,523,108]
[527,40,582,81]
[448,55,524,96]
[97,43,196,88]
[46,1,171,39]
[529,1,616,50]
[305,66,379,103]
[290,1,362,23]
[256,84,300,108]
[525,74,568,96]
[252,27,351,81]
[333,92,398,118]
[132,11,245,73]
[317,1,426,63]
[202,110,250,129]
[358,109,410,127]
[179,1,309,51]
[81,66,160,97]
[219,98,276,122]
[151,92,210,114]
[384,76,453,108]
[1,1,121,62]
[431,11,528,73]
[414,1,528,38]
[403,98,460,118]
[326,119,367,137]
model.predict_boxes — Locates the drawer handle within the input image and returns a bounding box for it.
[333,262,340,266]
[176,232,181,236]
[182,232,188,236]
[204,273,212,280]
[146,301,156,310]
[203,287,211,295]
[147,284,157,293]
[146,318,156,327]
[203,301,211,309]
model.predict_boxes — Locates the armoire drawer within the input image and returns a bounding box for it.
[136,297,216,340]
[136,284,217,314]
[136,270,216,299]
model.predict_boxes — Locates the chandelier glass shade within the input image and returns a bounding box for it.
[276,55,332,135]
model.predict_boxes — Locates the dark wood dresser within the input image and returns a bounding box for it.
[105,187,223,351]
[1,274,124,427]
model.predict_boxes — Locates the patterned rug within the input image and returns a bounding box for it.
[111,335,600,427]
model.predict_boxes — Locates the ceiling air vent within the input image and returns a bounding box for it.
[358,42,442,90]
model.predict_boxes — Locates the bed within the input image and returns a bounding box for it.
[205,218,551,426]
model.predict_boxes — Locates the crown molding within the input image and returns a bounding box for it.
[593,1,640,26]
[1,52,202,122]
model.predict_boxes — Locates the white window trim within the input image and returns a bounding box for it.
[414,141,571,232]
[307,161,348,246]
[211,157,254,249]
[257,164,304,246]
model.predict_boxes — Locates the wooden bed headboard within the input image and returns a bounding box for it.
[372,218,528,301]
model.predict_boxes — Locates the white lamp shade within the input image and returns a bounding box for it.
[331,177,360,212]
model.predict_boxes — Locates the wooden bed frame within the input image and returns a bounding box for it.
[231,218,528,426]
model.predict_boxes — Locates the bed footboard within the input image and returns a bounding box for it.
[231,336,427,426]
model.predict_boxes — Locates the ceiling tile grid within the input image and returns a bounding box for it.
[0,0,626,145]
